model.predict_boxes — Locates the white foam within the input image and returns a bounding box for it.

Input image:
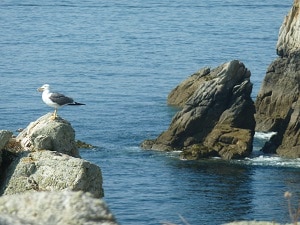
[241,155,300,168]
[254,131,277,140]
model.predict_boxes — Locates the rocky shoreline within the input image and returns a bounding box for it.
[0,1,299,225]
[142,0,300,161]
[0,113,118,225]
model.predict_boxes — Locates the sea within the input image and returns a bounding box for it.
[0,1,298,224]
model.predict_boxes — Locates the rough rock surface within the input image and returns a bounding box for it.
[255,1,300,157]
[0,190,118,225]
[276,0,300,57]
[0,150,104,198]
[167,67,211,107]
[142,60,256,160]
[0,130,13,166]
[16,113,79,157]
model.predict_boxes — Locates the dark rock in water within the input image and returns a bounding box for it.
[142,60,256,160]
[16,113,79,158]
[255,1,300,158]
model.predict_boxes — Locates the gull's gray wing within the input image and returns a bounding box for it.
[49,92,74,106]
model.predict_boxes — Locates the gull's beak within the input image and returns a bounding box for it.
[37,87,44,92]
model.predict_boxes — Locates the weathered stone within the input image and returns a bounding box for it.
[142,60,255,160]
[167,67,211,107]
[0,130,13,166]
[0,190,118,225]
[255,1,300,158]
[276,97,300,158]
[276,0,300,57]
[0,214,34,225]
[16,113,79,157]
[0,150,103,198]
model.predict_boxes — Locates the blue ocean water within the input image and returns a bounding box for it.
[0,1,298,224]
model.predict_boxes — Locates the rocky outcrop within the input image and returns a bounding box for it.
[142,60,256,160]
[0,114,104,198]
[0,114,110,222]
[276,0,300,57]
[0,190,118,225]
[16,113,79,158]
[255,0,300,158]
[0,150,103,197]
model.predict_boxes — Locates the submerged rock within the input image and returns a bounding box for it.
[0,190,118,225]
[142,60,255,160]
[16,113,79,157]
[255,0,300,158]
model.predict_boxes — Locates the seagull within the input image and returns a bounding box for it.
[37,84,85,119]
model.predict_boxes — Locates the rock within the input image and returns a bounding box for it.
[0,214,34,225]
[0,130,13,166]
[142,60,256,160]
[16,113,79,157]
[276,96,300,158]
[167,67,211,107]
[0,150,104,198]
[276,0,300,57]
[255,1,300,157]
[0,190,118,225]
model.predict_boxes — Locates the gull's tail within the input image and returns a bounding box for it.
[68,102,85,106]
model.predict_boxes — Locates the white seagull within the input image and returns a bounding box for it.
[37,84,85,119]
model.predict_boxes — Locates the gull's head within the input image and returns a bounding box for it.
[37,84,50,92]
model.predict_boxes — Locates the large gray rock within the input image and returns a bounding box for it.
[0,190,118,225]
[16,113,79,157]
[0,150,103,198]
[0,214,34,225]
[276,0,300,57]
[142,60,256,160]
[255,1,300,158]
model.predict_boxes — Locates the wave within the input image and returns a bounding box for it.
[254,131,277,140]
[241,155,300,168]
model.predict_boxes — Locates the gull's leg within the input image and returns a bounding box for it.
[51,108,57,120]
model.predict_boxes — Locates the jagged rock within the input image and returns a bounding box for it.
[223,222,288,225]
[255,1,300,158]
[167,67,211,107]
[276,0,300,57]
[0,190,118,225]
[142,60,255,160]
[16,113,79,157]
[0,150,103,198]
[0,130,13,166]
